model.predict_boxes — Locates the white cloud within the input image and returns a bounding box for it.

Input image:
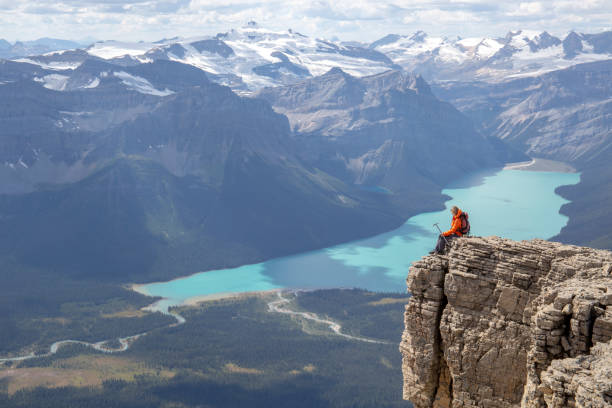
[552,0,603,11]
[507,2,544,17]
[403,9,482,24]
[0,0,611,43]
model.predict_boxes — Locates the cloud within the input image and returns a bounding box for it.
[403,8,482,24]
[0,0,611,42]
[552,0,603,11]
[507,2,544,17]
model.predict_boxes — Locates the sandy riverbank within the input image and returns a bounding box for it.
[503,158,576,173]
[182,289,283,306]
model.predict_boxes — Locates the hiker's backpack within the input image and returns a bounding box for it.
[459,212,470,235]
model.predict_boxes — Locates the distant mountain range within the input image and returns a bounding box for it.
[0,38,88,59]
[6,23,611,91]
[370,29,612,82]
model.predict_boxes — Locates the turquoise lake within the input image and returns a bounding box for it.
[136,168,580,312]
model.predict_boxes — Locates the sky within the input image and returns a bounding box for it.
[0,0,611,43]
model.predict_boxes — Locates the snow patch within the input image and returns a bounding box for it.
[13,58,82,70]
[457,37,483,47]
[113,71,174,96]
[475,39,504,59]
[34,74,70,91]
[507,30,542,48]
[81,77,100,89]
[582,40,594,53]
[60,111,93,116]
[87,41,155,59]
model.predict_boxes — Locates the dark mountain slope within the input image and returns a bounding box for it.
[257,69,523,217]
[0,63,401,282]
[553,145,612,249]
[0,158,399,283]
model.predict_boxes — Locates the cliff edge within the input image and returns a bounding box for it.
[400,236,612,407]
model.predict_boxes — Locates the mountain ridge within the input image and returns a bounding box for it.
[5,25,611,92]
[0,57,413,282]
[257,68,521,202]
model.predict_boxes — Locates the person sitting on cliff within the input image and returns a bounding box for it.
[430,206,470,255]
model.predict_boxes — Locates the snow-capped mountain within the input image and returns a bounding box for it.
[4,24,612,92]
[83,21,397,92]
[370,30,612,82]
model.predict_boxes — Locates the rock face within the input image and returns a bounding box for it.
[257,69,519,200]
[433,60,612,165]
[400,236,612,407]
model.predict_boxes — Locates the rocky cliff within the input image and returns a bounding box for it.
[400,237,612,407]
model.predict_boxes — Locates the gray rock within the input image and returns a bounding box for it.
[256,69,511,202]
[400,236,612,408]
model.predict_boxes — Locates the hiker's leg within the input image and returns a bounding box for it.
[445,233,460,250]
[435,233,460,254]
[435,234,446,253]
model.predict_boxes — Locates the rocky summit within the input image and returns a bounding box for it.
[400,236,612,407]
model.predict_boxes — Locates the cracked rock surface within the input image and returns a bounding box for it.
[400,236,612,408]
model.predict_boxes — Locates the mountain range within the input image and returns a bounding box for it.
[1,22,610,281]
[0,54,512,282]
[0,38,87,59]
[7,23,612,92]
[370,29,612,83]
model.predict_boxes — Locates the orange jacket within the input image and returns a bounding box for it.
[443,209,463,237]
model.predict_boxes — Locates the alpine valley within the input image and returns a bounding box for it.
[2,23,610,251]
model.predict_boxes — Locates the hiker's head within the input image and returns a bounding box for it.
[450,206,459,215]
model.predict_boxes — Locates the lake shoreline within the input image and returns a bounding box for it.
[504,158,576,173]
[132,167,581,314]
[127,165,507,296]
[182,289,283,305]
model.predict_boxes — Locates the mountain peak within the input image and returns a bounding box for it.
[369,34,402,49]
[564,30,582,40]
[528,31,561,51]
[563,31,584,58]
[368,70,432,96]
[410,74,431,95]
[410,31,428,42]
[324,67,350,77]
[505,29,546,42]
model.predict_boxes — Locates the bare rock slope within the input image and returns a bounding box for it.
[400,236,612,407]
